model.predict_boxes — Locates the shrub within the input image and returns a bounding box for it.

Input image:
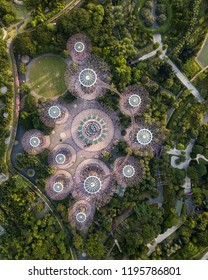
[145,15,154,27]
[156,4,166,15]
[157,14,167,25]
[145,1,154,10]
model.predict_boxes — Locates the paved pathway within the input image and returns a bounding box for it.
[147,222,183,256]
[167,139,196,194]
[201,251,208,260]
[196,154,208,164]
[13,0,24,5]
[166,59,204,103]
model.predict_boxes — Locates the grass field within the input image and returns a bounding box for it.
[193,69,208,99]
[9,3,29,21]
[28,55,67,98]
[197,37,208,68]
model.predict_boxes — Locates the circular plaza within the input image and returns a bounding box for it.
[71,108,115,152]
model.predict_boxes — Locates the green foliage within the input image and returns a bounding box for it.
[0,175,72,260]
[86,232,105,259]
[0,38,13,172]
[73,234,85,253]
[0,0,15,26]
[181,59,201,79]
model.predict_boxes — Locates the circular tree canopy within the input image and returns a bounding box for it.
[136,129,153,145]
[48,105,61,119]
[55,153,66,165]
[129,94,141,107]
[53,182,64,193]
[79,68,97,87]
[74,42,85,53]
[122,165,135,178]
[29,136,40,147]
[76,212,87,223]
[84,176,102,194]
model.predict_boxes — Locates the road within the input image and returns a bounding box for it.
[147,222,183,256]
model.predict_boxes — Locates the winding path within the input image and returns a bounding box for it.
[147,222,183,256]
[167,139,196,194]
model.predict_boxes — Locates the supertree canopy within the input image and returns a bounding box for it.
[48,143,77,169]
[71,107,119,153]
[68,199,95,231]
[119,84,150,116]
[46,170,73,200]
[65,55,111,100]
[39,101,69,127]
[114,156,144,187]
[73,159,115,208]
[124,122,165,157]
[22,129,50,155]
[66,34,92,65]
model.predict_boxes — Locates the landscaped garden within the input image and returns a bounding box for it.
[28,55,67,98]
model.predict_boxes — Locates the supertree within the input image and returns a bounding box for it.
[70,106,120,153]
[22,129,50,155]
[72,159,116,208]
[119,84,150,117]
[124,121,165,157]
[66,34,92,65]
[113,156,144,187]
[48,143,77,170]
[68,199,95,231]
[46,170,73,200]
[39,100,69,127]
[65,55,114,100]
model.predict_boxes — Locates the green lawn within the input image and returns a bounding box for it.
[193,69,208,99]
[197,37,208,68]
[28,55,67,98]
[9,2,29,21]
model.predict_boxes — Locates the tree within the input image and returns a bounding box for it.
[145,1,153,10]
[73,234,84,253]
[156,4,166,15]
[196,164,207,177]
[187,166,199,181]
[86,233,105,259]
[14,34,36,56]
